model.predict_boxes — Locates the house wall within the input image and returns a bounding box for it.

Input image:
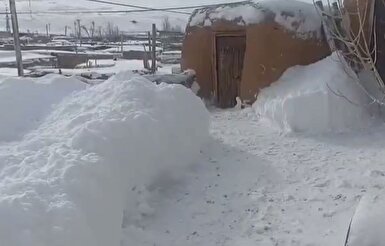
[182,27,214,99]
[240,23,331,102]
[182,22,331,104]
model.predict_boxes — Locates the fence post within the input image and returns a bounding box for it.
[151,24,157,73]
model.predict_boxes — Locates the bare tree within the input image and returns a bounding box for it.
[162,16,172,31]
[103,22,121,42]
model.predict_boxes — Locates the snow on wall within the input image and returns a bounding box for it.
[188,0,322,39]
[253,52,378,133]
[0,74,87,142]
[0,72,209,246]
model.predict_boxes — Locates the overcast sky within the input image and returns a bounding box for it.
[0,0,314,34]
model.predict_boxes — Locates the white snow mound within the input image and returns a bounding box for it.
[0,74,87,142]
[253,53,378,133]
[0,72,209,246]
[347,194,385,246]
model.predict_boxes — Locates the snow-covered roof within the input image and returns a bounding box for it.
[188,0,323,39]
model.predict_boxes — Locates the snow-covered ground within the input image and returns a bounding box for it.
[35,59,176,76]
[0,67,31,77]
[0,50,54,65]
[0,72,209,246]
[120,108,385,246]
[121,53,385,246]
[0,51,384,246]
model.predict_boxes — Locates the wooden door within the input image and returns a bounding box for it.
[216,35,246,108]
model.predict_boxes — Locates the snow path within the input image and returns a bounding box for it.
[124,108,385,246]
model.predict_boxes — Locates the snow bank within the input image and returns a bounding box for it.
[189,0,322,39]
[0,72,209,246]
[0,74,87,142]
[347,194,385,246]
[253,53,378,133]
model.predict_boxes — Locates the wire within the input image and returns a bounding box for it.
[0,10,182,15]
[0,0,251,16]
[84,0,190,15]
[84,0,251,12]
[0,10,185,15]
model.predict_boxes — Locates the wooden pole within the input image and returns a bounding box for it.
[9,0,23,76]
[147,31,152,52]
[77,19,82,46]
[5,6,11,33]
[151,24,157,73]
[121,34,124,53]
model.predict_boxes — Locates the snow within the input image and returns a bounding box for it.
[117,53,385,246]
[1,36,385,246]
[189,0,322,38]
[0,74,86,142]
[253,53,379,133]
[118,106,385,246]
[0,68,31,77]
[0,72,209,246]
[0,51,54,65]
[103,45,162,53]
[35,59,176,77]
[346,194,385,246]
[37,59,148,75]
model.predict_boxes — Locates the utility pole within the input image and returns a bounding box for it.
[9,0,23,76]
[120,34,124,53]
[73,21,77,37]
[151,24,157,73]
[65,25,68,36]
[46,24,49,37]
[77,19,82,46]
[98,26,102,39]
[90,21,95,39]
[5,6,10,33]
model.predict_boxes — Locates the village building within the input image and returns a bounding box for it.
[182,0,331,108]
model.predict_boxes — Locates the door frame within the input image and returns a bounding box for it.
[212,31,246,104]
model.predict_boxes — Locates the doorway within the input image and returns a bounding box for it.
[215,35,246,108]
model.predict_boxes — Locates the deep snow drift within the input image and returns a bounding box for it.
[0,75,87,142]
[0,72,209,246]
[253,53,380,133]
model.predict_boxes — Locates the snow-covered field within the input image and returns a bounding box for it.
[35,59,176,77]
[0,52,384,246]
[0,51,54,65]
